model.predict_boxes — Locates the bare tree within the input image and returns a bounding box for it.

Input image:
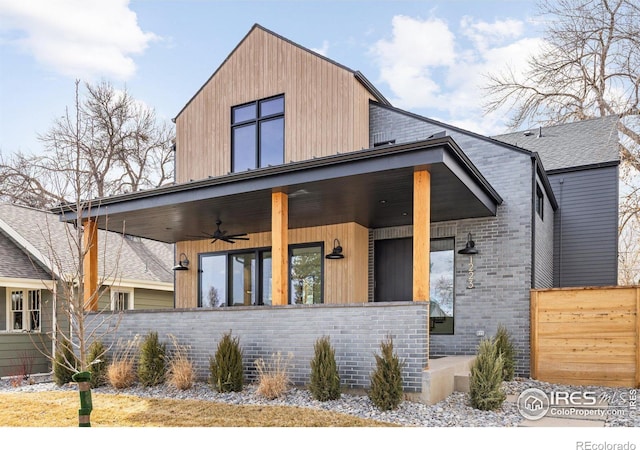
[0,80,174,207]
[484,0,640,284]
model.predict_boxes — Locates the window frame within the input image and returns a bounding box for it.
[198,247,273,307]
[428,237,455,336]
[5,287,42,332]
[536,184,544,220]
[231,94,285,172]
[288,242,324,305]
[110,288,134,311]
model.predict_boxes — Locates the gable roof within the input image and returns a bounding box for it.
[173,23,390,121]
[0,231,50,280]
[492,115,620,171]
[0,203,173,286]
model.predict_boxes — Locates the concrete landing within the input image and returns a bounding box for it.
[411,355,475,405]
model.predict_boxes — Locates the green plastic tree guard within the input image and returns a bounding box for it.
[71,371,92,427]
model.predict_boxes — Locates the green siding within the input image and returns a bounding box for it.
[134,288,173,309]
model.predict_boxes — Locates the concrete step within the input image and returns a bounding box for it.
[454,372,470,393]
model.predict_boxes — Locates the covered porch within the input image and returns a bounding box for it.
[56,136,501,313]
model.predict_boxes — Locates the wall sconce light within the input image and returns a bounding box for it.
[172,252,190,271]
[458,233,478,289]
[325,239,345,259]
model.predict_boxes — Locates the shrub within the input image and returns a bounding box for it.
[309,336,341,401]
[166,334,194,390]
[469,338,506,411]
[368,336,404,411]
[254,352,293,400]
[53,338,77,386]
[107,337,138,389]
[87,340,109,388]
[494,324,516,381]
[138,331,167,387]
[209,331,243,393]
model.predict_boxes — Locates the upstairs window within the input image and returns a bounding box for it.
[536,184,544,220]
[111,289,134,311]
[231,95,284,172]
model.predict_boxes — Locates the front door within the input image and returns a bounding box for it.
[374,237,413,302]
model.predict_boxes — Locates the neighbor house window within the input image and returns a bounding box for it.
[6,289,41,332]
[429,238,454,335]
[289,244,323,305]
[111,289,134,311]
[536,184,544,220]
[231,95,284,172]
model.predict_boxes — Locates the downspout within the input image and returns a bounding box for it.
[51,281,57,364]
[531,157,537,289]
[558,179,564,287]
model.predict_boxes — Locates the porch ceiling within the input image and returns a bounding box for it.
[54,137,502,243]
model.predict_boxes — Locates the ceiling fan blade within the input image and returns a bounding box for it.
[229,236,249,240]
[210,237,219,244]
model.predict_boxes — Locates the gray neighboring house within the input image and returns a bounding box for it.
[0,203,174,378]
[53,25,620,388]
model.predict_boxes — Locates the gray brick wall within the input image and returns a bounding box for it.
[87,302,428,392]
[370,103,534,376]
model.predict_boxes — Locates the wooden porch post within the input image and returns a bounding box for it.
[272,191,289,305]
[413,170,431,302]
[83,219,98,312]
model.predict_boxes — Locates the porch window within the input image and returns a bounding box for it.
[111,289,134,311]
[231,95,284,172]
[199,249,272,307]
[429,238,455,335]
[289,244,323,304]
[7,289,41,332]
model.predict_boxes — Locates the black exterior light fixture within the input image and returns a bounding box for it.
[325,239,345,260]
[172,252,190,271]
[458,233,478,289]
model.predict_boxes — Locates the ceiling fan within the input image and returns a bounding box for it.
[190,220,249,244]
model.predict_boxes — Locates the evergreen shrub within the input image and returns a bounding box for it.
[209,331,244,392]
[494,324,516,381]
[469,338,506,411]
[309,336,341,401]
[53,337,77,386]
[368,336,404,411]
[87,339,109,388]
[137,331,167,387]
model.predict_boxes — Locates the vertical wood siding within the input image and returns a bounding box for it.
[531,286,640,387]
[175,222,368,308]
[175,27,375,183]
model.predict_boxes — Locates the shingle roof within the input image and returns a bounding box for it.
[0,231,50,280]
[492,115,620,171]
[0,203,173,284]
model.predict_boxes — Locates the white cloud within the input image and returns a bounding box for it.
[311,40,330,56]
[0,0,158,80]
[369,14,543,134]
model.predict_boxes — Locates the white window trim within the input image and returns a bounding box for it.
[4,287,42,333]
[110,288,134,311]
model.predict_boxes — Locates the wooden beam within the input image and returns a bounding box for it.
[636,286,640,388]
[83,219,98,312]
[272,192,288,305]
[413,170,430,302]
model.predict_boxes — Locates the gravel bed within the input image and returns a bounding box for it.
[1,375,637,427]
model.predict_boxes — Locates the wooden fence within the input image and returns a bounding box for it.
[530,286,640,388]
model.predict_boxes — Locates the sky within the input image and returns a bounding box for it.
[0,0,546,157]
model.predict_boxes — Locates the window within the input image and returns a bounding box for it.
[199,249,272,307]
[429,238,455,335]
[7,289,41,332]
[231,95,284,172]
[289,244,323,305]
[535,184,544,220]
[111,289,133,311]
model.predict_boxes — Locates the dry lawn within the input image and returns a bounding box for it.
[0,391,395,427]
